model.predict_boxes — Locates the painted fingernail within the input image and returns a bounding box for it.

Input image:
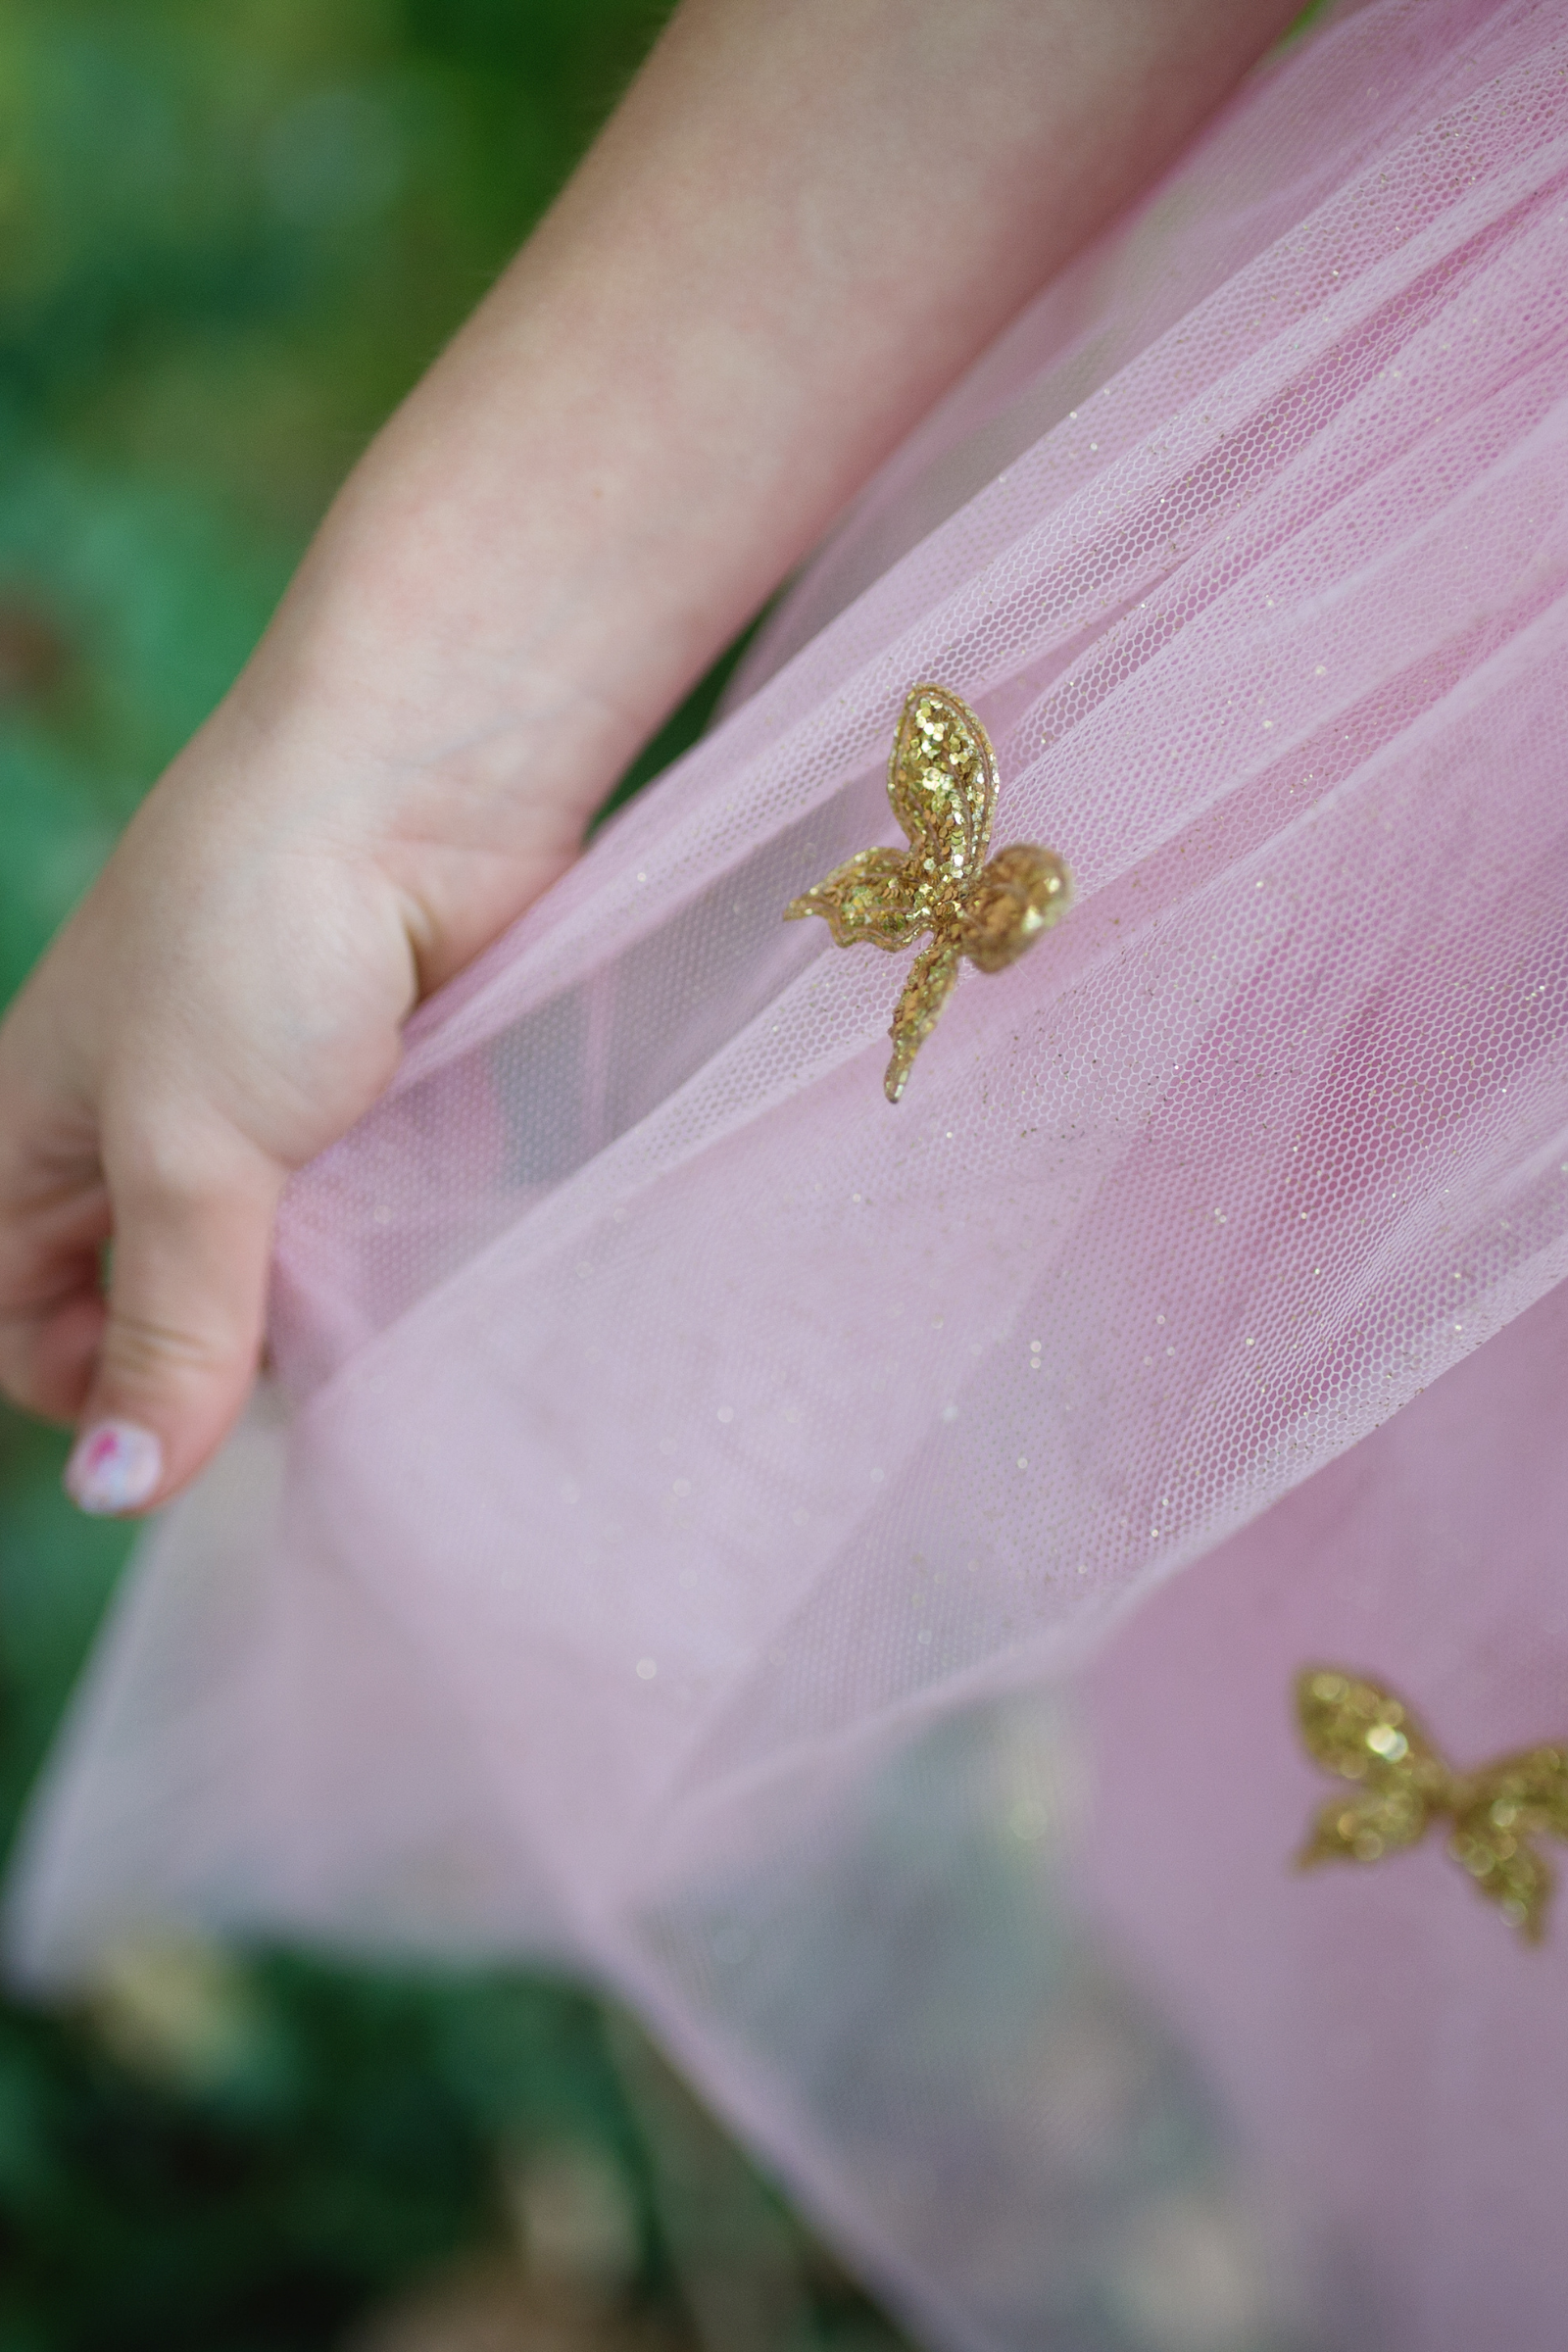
[65,1420,164,1516]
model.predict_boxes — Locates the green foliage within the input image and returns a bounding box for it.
[0,1953,666,2352]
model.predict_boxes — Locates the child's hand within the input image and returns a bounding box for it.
[0,634,597,1513]
[0,726,406,1513]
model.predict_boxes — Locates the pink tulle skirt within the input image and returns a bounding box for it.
[10,3,1568,2343]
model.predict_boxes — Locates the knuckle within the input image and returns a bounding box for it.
[109,1148,223,1221]
[107,1128,275,1240]
[99,1310,236,1388]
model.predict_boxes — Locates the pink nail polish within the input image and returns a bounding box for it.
[65,1420,164,1516]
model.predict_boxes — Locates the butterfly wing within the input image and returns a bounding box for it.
[884,939,961,1103]
[1295,1668,1447,1866]
[1467,1741,1568,1830]
[1446,1743,1568,1940]
[958,843,1072,973]
[1299,1785,1433,1868]
[784,846,925,950]
[1296,1668,1446,1786]
[1448,1804,1554,1940]
[887,685,998,922]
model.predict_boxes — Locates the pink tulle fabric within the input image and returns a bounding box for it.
[10,2,1568,2343]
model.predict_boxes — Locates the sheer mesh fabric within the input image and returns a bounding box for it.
[9,6,1568,2345]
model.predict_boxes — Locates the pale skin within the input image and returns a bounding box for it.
[0,0,1299,1512]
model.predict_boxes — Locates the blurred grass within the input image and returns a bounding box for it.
[0,5,895,2346]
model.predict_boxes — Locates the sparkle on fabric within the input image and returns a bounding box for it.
[783,684,1070,1101]
[1294,1668,1568,1941]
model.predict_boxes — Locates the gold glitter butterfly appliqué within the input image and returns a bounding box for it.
[1295,1667,1568,1941]
[784,684,1070,1102]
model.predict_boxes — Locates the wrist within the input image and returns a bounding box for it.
[188,466,680,1000]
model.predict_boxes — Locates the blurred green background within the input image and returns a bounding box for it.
[0,4,894,2345]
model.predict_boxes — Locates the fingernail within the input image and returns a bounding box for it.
[65,1420,164,1516]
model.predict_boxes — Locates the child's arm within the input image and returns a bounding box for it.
[0,0,1298,1513]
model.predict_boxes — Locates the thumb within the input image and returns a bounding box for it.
[64,1115,282,1516]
